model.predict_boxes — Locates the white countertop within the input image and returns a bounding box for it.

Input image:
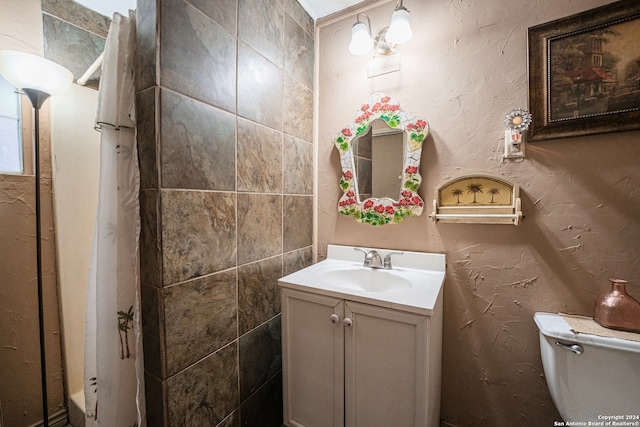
[279,245,446,315]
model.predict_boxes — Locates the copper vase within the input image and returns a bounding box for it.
[593,279,640,333]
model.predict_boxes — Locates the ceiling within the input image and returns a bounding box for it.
[298,0,362,20]
[73,0,136,17]
[74,0,362,20]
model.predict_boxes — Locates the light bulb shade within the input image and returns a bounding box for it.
[349,22,374,56]
[0,50,73,96]
[386,7,413,44]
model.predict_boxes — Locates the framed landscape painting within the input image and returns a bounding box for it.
[528,0,640,141]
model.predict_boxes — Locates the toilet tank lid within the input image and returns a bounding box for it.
[534,312,640,354]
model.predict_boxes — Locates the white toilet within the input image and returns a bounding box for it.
[534,312,640,421]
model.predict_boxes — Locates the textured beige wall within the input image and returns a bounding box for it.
[0,0,42,53]
[317,0,640,425]
[0,0,66,425]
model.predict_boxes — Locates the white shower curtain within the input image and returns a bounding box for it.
[84,11,145,426]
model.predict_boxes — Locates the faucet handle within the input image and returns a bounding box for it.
[354,247,371,266]
[383,251,404,269]
[354,247,369,257]
[354,247,383,268]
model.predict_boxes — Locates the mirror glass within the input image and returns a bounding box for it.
[352,120,404,201]
[334,92,428,226]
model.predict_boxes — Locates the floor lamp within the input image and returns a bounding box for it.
[0,50,73,427]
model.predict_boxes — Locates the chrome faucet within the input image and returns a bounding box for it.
[354,248,404,270]
[383,251,404,269]
[354,248,384,268]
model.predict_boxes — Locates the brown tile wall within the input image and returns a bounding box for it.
[41,0,110,89]
[135,0,315,425]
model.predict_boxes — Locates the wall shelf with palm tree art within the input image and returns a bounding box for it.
[429,172,523,225]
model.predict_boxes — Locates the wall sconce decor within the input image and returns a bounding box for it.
[503,108,532,159]
[349,0,413,56]
[0,49,73,427]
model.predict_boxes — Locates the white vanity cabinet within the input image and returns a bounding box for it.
[281,286,443,427]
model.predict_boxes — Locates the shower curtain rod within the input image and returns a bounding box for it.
[77,51,104,86]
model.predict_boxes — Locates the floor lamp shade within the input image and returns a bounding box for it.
[0,50,73,98]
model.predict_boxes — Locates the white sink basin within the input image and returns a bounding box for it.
[316,265,413,292]
[279,245,446,315]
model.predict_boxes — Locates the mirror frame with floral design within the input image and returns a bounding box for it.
[334,92,429,226]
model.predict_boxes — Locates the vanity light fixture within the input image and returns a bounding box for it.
[386,0,413,44]
[348,0,413,56]
[0,49,73,427]
[349,13,375,55]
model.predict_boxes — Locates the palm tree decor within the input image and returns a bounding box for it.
[488,187,500,203]
[430,172,523,225]
[118,306,134,360]
[451,188,463,203]
[89,376,98,420]
[466,183,483,203]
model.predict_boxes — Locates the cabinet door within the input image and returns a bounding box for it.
[282,288,345,427]
[344,301,429,427]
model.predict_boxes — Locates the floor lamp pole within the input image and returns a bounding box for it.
[0,50,73,427]
[24,88,51,427]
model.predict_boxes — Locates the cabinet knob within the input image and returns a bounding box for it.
[343,318,353,327]
[329,314,340,324]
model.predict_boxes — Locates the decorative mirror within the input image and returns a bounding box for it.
[334,92,428,226]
